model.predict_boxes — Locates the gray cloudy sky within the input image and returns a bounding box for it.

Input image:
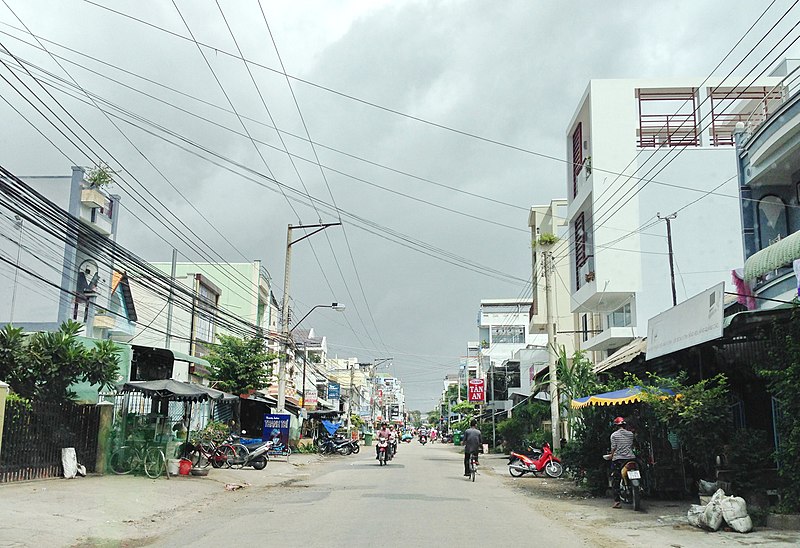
[1,1,797,410]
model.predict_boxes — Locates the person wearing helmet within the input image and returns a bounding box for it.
[376,422,390,460]
[609,417,635,508]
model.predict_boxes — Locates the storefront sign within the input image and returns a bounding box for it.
[647,282,724,360]
[263,413,290,456]
[327,382,340,399]
[468,378,486,403]
[303,389,318,409]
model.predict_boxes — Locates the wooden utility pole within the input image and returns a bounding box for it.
[658,212,678,306]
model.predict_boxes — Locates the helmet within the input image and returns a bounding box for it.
[613,417,626,426]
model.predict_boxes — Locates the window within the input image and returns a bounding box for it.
[757,195,787,249]
[195,282,218,344]
[581,314,589,342]
[574,212,586,289]
[491,326,525,344]
[572,123,583,197]
[606,302,632,328]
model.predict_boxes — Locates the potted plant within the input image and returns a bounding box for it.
[584,271,596,282]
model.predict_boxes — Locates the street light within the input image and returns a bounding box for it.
[278,302,345,412]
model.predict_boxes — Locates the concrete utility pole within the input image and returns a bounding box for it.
[164,248,177,349]
[277,222,341,413]
[658,212,678,307]
[9,216,22,324]
[543,246,562,450]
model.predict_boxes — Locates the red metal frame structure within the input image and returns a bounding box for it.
[574,212,586,290]
[709,86,784,146]
[637,88,699,148]
[572,122,583,198]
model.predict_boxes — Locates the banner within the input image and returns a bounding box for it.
[303,389,318,409]
[468,378,486,403]
[327,382,341,399]
[263,413,290,456]
[647,283,724,360]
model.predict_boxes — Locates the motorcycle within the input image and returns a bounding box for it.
[508,442,563,478]
[401,433,413,443]
[317,435,353,455]
[377,436,389,466]
[225,439,272,470]
[419,434,428,445]
[607,455,643,511]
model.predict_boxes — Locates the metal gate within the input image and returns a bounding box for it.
[0,400,100,482]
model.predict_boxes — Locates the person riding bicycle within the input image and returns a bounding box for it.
[376,422,391,460]
[463,419,483,477]
[609,416,636,508]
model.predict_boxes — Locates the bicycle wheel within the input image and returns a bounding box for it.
[221,444,249,469]
[110,446,136,475]
[191,442,213,469]
[144,447,167,479]
[471,460,477,482]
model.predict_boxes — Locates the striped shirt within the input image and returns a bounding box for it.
[611,428,635,461]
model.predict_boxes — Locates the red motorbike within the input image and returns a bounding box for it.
[507,442,563,478]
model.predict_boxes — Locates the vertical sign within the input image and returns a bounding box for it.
[263,413,290,456]
[468,378,486,403]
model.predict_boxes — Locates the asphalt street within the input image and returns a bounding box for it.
[2,442,799,547]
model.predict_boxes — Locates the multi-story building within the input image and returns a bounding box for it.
[477,299,542,371]
[736,61,800,306]
[564,75,784,361]
[528,199,579,355]
[0,166,128,339]
[129,261,276,357]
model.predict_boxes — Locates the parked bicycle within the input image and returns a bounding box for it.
[110,442,169,479]
[186,436,249,469]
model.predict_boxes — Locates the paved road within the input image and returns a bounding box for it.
[152,441,594,547]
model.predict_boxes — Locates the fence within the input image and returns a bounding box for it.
[0,400,100,482]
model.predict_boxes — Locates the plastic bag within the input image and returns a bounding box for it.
[687,505,706,528]
[61,447,78,479]
[720,496,748,521]
[727,515,753,533]
[704,500,724,531]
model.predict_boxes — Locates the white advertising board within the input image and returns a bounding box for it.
[646,283,724,360]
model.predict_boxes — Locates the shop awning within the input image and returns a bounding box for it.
[571,386,677,409]
[743,230,800,281]
[594,338,647,374]
[172,350,212,377]
[121,379,214,402]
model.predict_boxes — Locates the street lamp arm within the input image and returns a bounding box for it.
[288,302,345,335]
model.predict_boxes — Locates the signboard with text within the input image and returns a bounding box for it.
[647,283,724,360]
[263,413,290,456]
[327,382,340,399]
[468,378,486,403]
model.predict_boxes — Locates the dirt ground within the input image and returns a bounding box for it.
[482,453,800,548]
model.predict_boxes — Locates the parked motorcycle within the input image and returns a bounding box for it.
[377,436,389,466]
[317,435,353,455]
[508,442,563,478]
[226,439,272,470]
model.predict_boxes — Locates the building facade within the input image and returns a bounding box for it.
[564,75,783,361]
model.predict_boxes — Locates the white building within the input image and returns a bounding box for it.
[478,299,543,371]
[564,76,783,361]
[529,199,579,356]
[0,166,128,339]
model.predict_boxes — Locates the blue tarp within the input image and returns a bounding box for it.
[321,420,342,436]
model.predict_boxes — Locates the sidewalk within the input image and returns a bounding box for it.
[0,453,322,547]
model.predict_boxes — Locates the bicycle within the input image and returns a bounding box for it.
[187,437,249,469]
[109,443,169,479]
[469,452,479,482]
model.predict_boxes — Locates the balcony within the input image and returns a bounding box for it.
[79,205,113,235]
[80,188,107,208]
[582,326,636,352]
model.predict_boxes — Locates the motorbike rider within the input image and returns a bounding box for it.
[388,424,398,458]
[376,422,391,460]
[609,417,636,508]
[463,419,483,477]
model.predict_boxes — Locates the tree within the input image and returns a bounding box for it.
[0,321,121,402]
[206,334,274,395]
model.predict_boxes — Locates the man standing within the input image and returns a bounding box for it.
[463,419,482,477]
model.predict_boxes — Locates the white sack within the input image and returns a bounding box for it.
[720,496,748,521]
[61,447,78,479]
[704,500,724,531]
[687,505,706,528]
[727,515,753,533]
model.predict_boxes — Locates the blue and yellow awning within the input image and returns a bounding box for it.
[571,386,677,409]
